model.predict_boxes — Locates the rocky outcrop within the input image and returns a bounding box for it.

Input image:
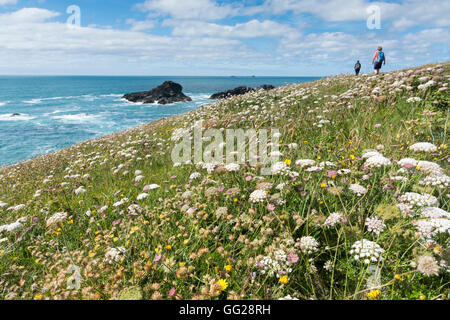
[123,81,192,105]
[209,85,275,100]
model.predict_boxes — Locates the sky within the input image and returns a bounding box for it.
[0,0,448,76]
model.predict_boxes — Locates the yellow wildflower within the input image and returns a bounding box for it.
[217,279,229,291]
[394,274,403,281]
[279,275,289,285]
[225,265,232,272]
[368,290,380,300]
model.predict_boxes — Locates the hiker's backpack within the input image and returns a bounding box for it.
[377,51,385,62]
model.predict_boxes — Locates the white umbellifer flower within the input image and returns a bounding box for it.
[364,155,391,168]
[225,163,240,172]
[143,184,160,191]
[406,97,422,103]
[171,128,190,142]
[0,201,8,208]
[135,175,145,182]
[98,205,108,213]
[323,212,343,227]
[105,247,126,264]
[113,198,129,207]
[270,151,284,157]
[255,249,294,278]
[271,161,289,175]
[319,161,335,168]
[323,260,333,271]
[46,212,68,227]
[409,142,437,152]
[389,175,408,182]
[420,173,450,189]
[189,172,201,180]
[279,295,299,300]
[299,236,319,254]
[295,159,316,168]
[420,207,450,219]
[350,240,384,264]
[413,218,450,239]
[349,184,367,196]
[365,216,386,235]
[397,203,413,215]
[137,193,149,200]
[0,217,26,233]
[128,204,142,215]
[398,158,418,167]
[306,166,323,172]
[361,150,383,159]
[338,169,351,175]
[276,183,287,190]
[398,192,438,207]
[202,162,217,174]
[249,189,267,203]
[6,204,26,212]
[416,161,443,175]
[74,186,86,195]
[135,170,142,176]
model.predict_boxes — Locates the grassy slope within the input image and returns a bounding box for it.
[0,63,449,300]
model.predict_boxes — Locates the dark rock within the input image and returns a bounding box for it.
[123,81,192,105]
[258,85,275,91]
[11,113,21,117]
[209,84,275,100]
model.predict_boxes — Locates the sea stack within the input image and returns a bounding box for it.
[123,81,192,105]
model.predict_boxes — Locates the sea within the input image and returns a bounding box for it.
[0,76,320,167]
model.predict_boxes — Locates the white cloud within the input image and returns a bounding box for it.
[0,8,262,75]
[0,0,18,6]
[126,19,155,31]
[164,19,301,39]
[0,7,59,23]
[259,0,449,28]
[136,0,239,21]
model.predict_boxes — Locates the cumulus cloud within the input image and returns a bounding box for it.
[0,7,262,74]
[126,19,155,31]
[164,19,301,39]
[136,0,240,21]
[0,0,18,6]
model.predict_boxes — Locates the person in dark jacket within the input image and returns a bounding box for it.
[354,60,361,75]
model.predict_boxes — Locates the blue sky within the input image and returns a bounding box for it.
[0,0,448,76]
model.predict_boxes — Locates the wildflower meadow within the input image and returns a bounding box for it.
[0,63,449,300]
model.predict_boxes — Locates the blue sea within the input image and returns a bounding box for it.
[0,76,320,166]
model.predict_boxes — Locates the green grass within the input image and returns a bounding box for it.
[0,63,449,300]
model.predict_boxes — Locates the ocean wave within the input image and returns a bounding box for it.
[0,113,35,121]
[52,113,101,123]
[0,102,7,107]
[24,98,43,104]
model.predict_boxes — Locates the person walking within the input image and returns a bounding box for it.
[372,46,386,74]
[354,60,361,75]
